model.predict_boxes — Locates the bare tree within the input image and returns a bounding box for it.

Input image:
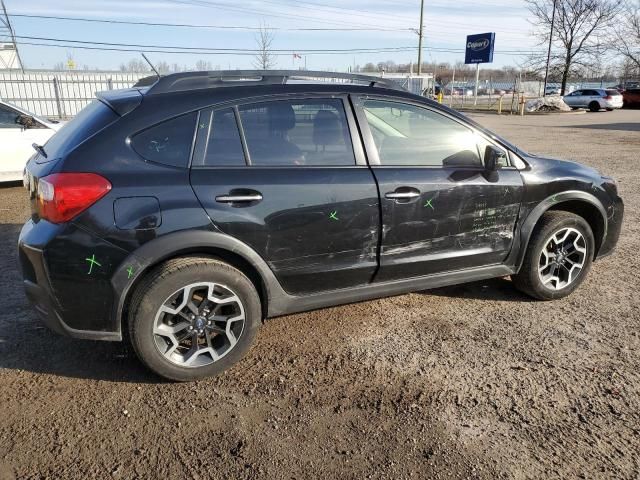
[253,24,276,70]
[120,59,150,73]
[611,1,640,73]
[195,59,212,71]
[155,61,170,74]
[526,0,621,94]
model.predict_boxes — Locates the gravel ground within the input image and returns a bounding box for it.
[0,109,638,480]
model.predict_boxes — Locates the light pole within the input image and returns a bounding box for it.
[543,0,557,96]
[417,0,424,75]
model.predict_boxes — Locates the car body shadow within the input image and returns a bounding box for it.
[422,277,533,302]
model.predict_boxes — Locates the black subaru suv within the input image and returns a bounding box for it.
[18,71,623,381]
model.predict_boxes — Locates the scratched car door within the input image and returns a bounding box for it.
[189,97,380,295]
[353,97,524,282]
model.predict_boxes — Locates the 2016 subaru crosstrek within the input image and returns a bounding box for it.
[18,71,623,381]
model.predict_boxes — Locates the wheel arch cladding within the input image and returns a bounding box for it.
[548,200,605,257]
[112,232,282,337]
[520,192,607,270]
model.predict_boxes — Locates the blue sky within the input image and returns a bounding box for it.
[6,0,537,71]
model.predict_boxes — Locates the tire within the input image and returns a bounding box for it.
[589,101,601,112]
[128,257,261,381]
[512,211,595,301]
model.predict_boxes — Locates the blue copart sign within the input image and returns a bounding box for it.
[465,33,495,64]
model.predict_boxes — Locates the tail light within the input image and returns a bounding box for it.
[36,173,111,224]
[604,95,612,100]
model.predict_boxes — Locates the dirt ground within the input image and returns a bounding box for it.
[0,109,639,480]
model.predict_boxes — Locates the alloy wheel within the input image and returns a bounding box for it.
[538,227,587,290]
[153,282,245,367]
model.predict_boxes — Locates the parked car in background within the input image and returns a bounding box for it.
[445,86,473,96]
[610,82,640,92]
[544,86,561,96]
[0,100,62,182]
[563,89,623,112]
[18,70,623,381]
[622,88,640,108]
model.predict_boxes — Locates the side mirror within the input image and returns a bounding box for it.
[484,145,507,171]
[16,114,36,128]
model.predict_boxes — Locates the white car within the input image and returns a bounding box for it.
[0,100,63,182]
[544,85,561,95]
[563,88,624,112]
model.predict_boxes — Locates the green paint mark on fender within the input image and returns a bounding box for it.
[552,195,558,202]
[85,254,102,275]
[424,198,434,210]
[329,210,339,221]
[127,266,134,279]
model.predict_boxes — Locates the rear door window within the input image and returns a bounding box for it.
[192,107,246,167]
[238,99,355,166]
[131,112,197,168]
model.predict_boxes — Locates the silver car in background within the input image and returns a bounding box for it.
[563,88,624,112]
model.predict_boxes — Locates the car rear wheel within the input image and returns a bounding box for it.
[512,211,594,300]
[128,257,261,381]
[589,101,601,112]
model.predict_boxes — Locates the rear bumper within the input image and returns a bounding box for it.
[18,219,123,341]
[602,99,623,109]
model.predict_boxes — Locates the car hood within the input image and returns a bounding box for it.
[46,120,67,132]
[524,153,602,180]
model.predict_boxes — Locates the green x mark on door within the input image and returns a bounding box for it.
[329,210,339,221]
[85,254,102,275]
[424,198,435,210]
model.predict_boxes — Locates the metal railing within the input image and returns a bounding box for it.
[0,70,147,119]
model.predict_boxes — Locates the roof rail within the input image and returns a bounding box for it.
[136,70,406,95]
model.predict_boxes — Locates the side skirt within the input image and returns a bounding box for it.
[268,264,515,317]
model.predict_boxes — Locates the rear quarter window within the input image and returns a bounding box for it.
[606,89,621,96]
[131,112,197,168]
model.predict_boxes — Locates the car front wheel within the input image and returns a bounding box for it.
[512,211,595,300]
[128,257,261,381]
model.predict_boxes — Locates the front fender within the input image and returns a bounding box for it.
[514,190,608,270]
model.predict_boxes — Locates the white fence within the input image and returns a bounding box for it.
[0,71,148,119]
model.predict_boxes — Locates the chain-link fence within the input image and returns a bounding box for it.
[442,78,544,114]
[0,70,147,119]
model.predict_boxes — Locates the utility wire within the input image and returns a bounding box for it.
[165,0,408,31]
[13,35,422,52]
[8,12,530,37]
[15,38,542,56]
[13,34,541,54]
[8,13,409,32]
